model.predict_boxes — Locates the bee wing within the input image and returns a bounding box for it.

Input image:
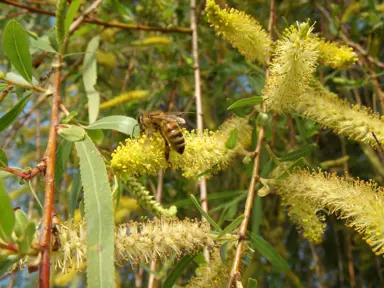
[151,113,186,124]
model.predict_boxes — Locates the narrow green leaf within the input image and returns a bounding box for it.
[248,231,290,272]
[65,0,82,34]
[277,158,306,179]
[248,278,259,288]
[69,172,82,217]
[86,116,139,136]
[217,215,244,238]
[0,148,8,168]
[162,254,195,288]
[251,195,262,235]
[57,125,86,142]
[279,144,317,162]
[2,20,32,83]
[0,94,30,132]
[0,84,8,91]
[190,195,222,232]
[227,96,262,110]
[74,135,115,287]
[55,140,73,183]
[225,128,238,150]
[17,222,35,254]
[0,179,15,242]
[83,36,100,124]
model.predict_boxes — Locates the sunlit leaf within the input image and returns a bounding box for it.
[83,36,100,124]
[217,215,244,238]
[86,116,139,136]
[0,94,30,132]
[29,36,57,53]
[2,20,32,83]
[57,125,86,142]
[74,135,115,287]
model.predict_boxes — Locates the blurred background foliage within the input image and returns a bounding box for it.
[0,0,383,287]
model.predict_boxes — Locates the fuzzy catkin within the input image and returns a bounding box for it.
[271,170,384,254]
[205,0,271,64]
[297,81,384,149]
[111,117,252,178]
[120,175,177,218]
[52,219,215,274]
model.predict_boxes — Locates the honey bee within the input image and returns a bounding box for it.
[137,110,186,161]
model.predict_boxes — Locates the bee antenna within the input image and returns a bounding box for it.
[132,123,140,137]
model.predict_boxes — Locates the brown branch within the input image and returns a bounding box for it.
[1,0,192,34]
[0,86,13,103]
[191,0,210,262]
[1,159,46,181]
[0,242,18,253]
[228,0,276,286]
[38,53,62,288]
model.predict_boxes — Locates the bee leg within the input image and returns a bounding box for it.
[164,141,170,162]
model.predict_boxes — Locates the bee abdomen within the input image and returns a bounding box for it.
[167,126,185,154]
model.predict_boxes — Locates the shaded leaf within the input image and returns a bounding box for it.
[0,179,15,242]
[69,172,82,217]
[279,144,317,162]
[86,129,104,144]
[55,140,73,183]
[0,94,30,132]
[162,254,195,288]
[2,20,32,83]
[248,278,259,288]
[217,215,244,238]
[248,231,290,273]
[227,96,262,110]
[0,256,19,275]
[29,36,57,53]
[74,135,115,287]
[0,148,8,168]
[86,116,139,136]
[190,195,222,232]
[83,36,100,124]
[48,27,59,52]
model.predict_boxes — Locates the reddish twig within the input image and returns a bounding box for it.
[1,0,192,34]
[0,242,18,253]
[1,159,46,181]
[38,53,62,288]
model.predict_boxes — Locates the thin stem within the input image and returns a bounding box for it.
[38,53,62,288]
[228,0,276,286]
[1,0,192,34]
[191,0,209,262]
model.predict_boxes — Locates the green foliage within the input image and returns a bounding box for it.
[2,20,32,83]
[0,0,383,287]
[75,136,115,287]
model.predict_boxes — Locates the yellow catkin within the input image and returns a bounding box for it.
[131,36,171,47]
[272,169,384,254]
[99,90,149,110]
[205,0,271,64]
[111,117,252,178]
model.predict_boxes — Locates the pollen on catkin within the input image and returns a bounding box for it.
[205,0,271,64]
[271,170,384,255]
[51,218,215,273]
[297,81,384,149]
[110,117,252,178]
[316,39,358,68]
[262,22,319,113]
